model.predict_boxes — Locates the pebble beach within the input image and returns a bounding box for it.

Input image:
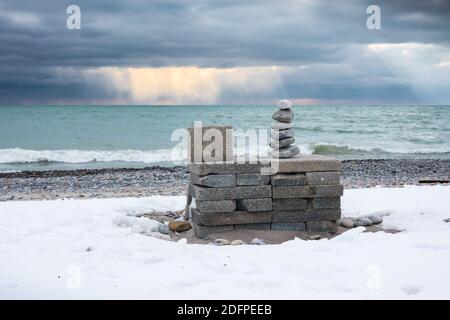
[1,159,448,202]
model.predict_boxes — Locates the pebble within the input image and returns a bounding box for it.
[272,109,293,123]
[214,239,230,246]
[308,235,322,240]
[368,214,383,224]
[230,240,245,245]
[159,223,170,234]
[277,99,293,110]
[270,137,295,149]
[250,238,266,245]
[271,122,292,130]
[340,218,354,228]
[271,145,300,158]
[168,220,192,232]
[444,218,450,223]
[354,217,373,227]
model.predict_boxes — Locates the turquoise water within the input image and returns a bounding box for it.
[0,105,449,171]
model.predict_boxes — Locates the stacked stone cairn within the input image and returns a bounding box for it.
[271,99,300,159]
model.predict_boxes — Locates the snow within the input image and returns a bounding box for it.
[1,186,450,299]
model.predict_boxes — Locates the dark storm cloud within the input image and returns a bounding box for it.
[0,0,449,104]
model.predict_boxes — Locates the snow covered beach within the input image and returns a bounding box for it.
[1,185,449,299]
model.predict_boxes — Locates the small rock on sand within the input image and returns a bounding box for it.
[368,214,383,224]
[354,217,373,227]
[214,239,230,246]
[231,240,245,245]
[250,238,266,245]
[159,223,170,234]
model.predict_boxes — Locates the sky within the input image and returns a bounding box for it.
[0,0,449,105]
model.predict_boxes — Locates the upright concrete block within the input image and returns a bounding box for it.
[187,125,233,163]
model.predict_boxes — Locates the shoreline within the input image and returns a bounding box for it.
[1,159,449,201]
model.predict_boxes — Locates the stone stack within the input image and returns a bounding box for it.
[188,155,343,238]
[271,99,300,159]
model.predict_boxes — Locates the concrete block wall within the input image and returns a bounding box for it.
[188,155,343,238]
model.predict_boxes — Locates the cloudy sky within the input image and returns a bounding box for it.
[0,0,449,105]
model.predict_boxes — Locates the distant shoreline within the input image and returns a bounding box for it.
[1,159,449,201]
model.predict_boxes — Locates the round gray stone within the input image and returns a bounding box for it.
[270,137,295,149]
[159,223,170,234]
[272,109,293,123]
[271,122,292,130]
[354,217,373,227]
[277,99,293,110]
[271,129,294,140]
[271,145,300,158]
[368,214,383,224]
[340,218,354,228]
[250,238,266,245]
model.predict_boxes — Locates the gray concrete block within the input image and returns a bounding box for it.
[271,155,342,173]
[236,173,270,186]
[310,197,341,209]
[235,185,272,199]
[271,209,341,223]
[271,222,306,231]
[272,186,313,198]
[271,173,306,186]
[193,223,234,239]
[306,171,340,185]
[192,209,271,226]
[272,185,343,198]
[272,198,307,211]
[312,185,344,197]
[234,223,271,230]
[190,173,236,187]
[306,221,338,233]
[187,162,267,176]
[190,184,272,200]
[236,198,272,211]
[187,125,233,163]
[195,200,236,213]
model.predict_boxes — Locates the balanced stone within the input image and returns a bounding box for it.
[270,137,294,149]
[272,109,293,123]
[271,122,292,130]
[277,99,293,110]
[271,145,300,158]
[271,129,294,140]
